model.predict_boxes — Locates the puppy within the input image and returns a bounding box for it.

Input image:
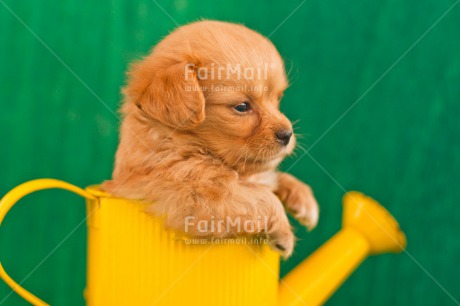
[103,20,319,257]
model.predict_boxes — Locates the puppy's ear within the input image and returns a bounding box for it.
[126,56,205,130]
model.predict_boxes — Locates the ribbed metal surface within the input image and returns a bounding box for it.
[84,186,279,306]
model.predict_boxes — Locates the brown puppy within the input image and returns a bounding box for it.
[103,20,319,257]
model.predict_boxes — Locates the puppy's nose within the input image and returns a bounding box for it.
[275,129,293,146]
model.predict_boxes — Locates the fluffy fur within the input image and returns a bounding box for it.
[103,20,319,257]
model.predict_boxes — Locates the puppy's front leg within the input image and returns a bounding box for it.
[152,173,295,257]
[274,172,319,230]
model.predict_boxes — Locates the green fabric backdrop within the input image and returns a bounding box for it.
[1,0,459,305]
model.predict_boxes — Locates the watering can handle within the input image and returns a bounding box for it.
[0,179,97,306]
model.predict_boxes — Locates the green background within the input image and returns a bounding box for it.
[1,0,459,305]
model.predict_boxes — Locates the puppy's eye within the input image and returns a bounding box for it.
[234,102,250,113]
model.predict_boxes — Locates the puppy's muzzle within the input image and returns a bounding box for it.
[275,129,293,146]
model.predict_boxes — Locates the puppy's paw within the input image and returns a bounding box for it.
[276,173,319,230]
[268,227,295,259]
[286,188,319,230]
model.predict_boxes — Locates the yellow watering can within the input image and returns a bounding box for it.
[0,179,406,306]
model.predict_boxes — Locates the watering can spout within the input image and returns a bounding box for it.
[278,191,406,306]
[342,191,406,254]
